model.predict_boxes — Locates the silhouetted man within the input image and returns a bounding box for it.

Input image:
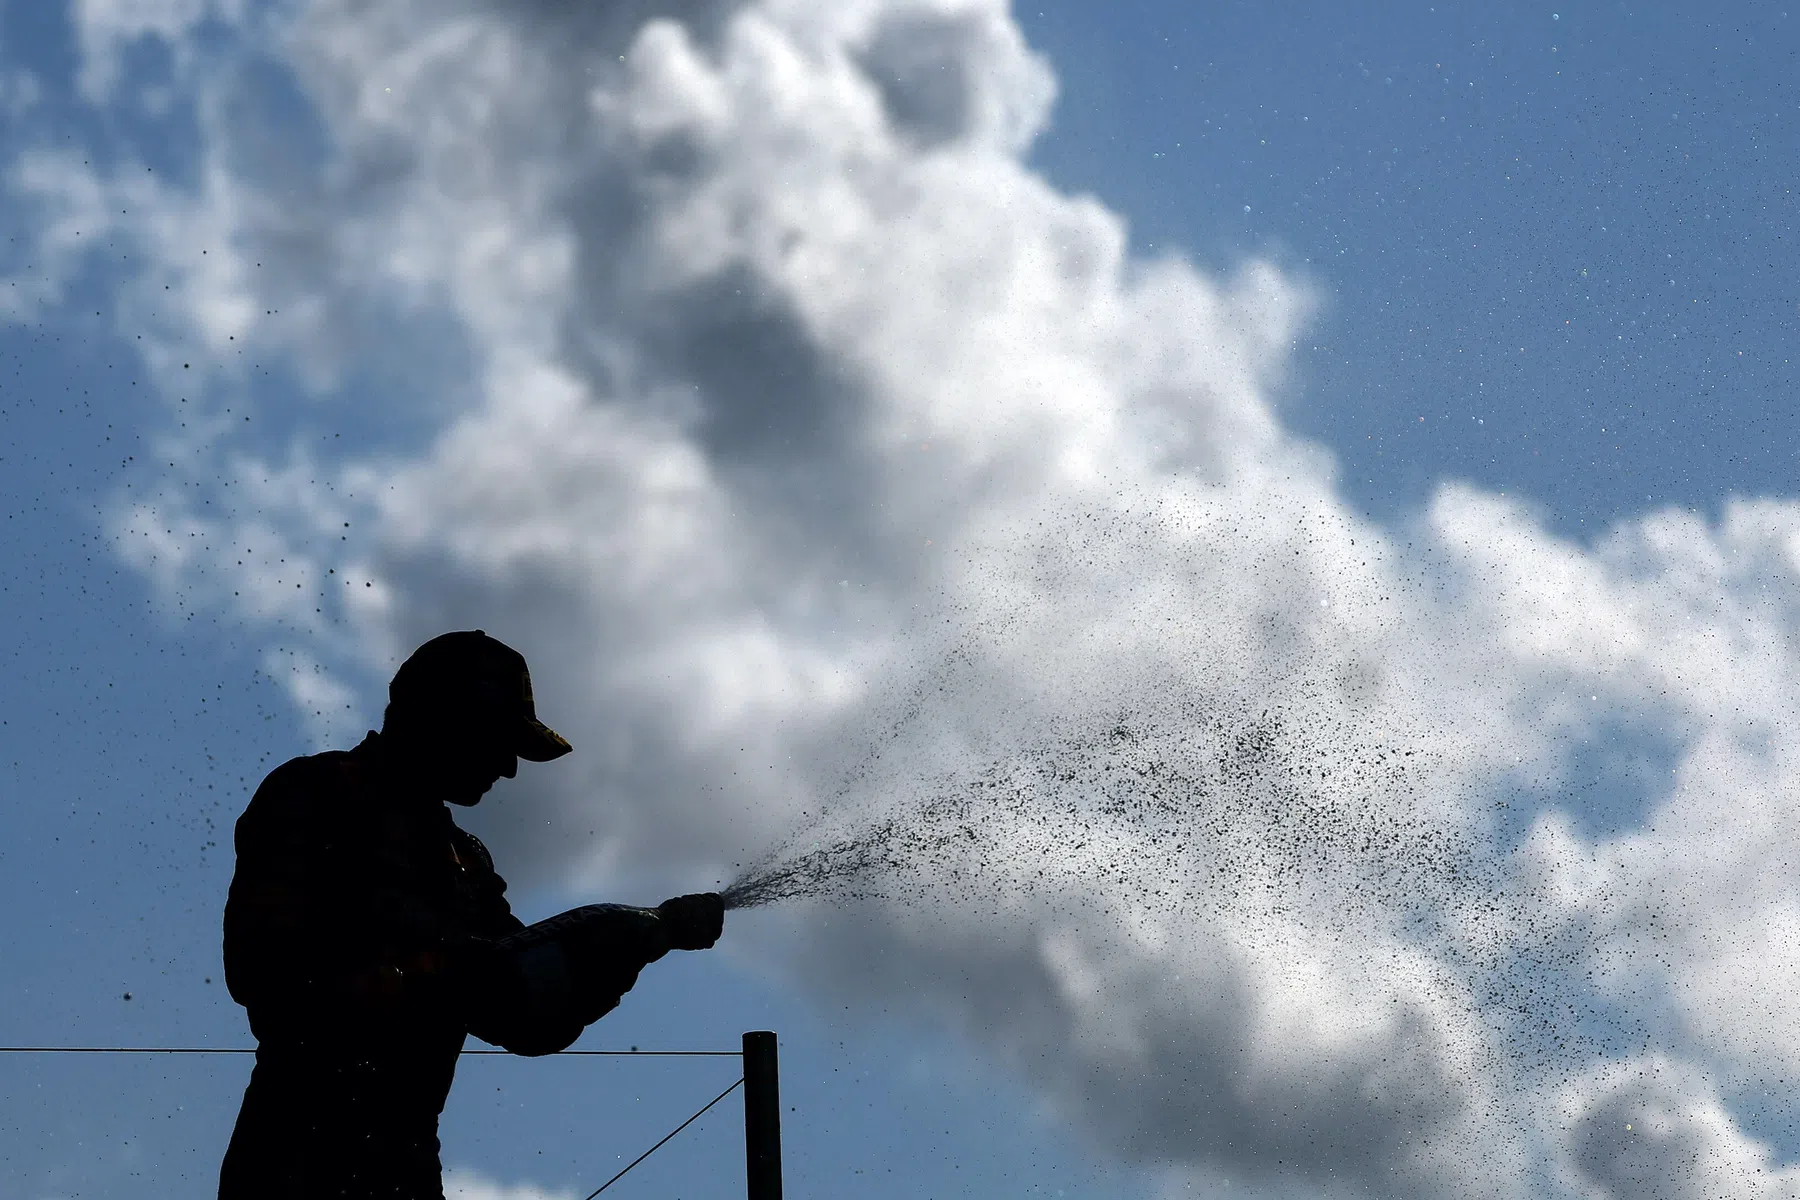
[218,630,724,1200]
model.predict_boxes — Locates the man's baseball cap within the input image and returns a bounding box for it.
[389,630,573,761]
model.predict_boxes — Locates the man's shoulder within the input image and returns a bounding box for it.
[255,746,363,798]
[239,742,375,836]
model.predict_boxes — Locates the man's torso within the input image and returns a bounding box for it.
[219,732,524,1197]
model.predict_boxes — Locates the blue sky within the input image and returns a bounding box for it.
[1019,2,1800,532]
[3,3,1799,1199]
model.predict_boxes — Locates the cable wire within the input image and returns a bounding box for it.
[0,1047,738,1056]
[1,1044,749,1195]
[583,1075,744,1198]
[0,1047,255,1055]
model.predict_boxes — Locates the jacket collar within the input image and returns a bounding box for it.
[350,730,449,815]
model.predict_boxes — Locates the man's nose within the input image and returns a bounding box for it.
[500,755,518,780]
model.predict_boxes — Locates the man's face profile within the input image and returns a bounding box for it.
[401,702,521,806]
[444,727,519,807]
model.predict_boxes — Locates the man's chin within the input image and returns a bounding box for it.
[445,781,495,807]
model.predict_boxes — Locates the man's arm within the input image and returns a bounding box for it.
[463,895,724,1056]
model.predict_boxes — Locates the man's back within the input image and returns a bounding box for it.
[218,731,521,1200]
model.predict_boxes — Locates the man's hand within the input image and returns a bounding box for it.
[657,893,725,951]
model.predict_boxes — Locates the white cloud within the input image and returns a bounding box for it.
[443,1167,573,1200]
[1556,1057,1800,1200]
[69,0,249,101]
[18,0,1800,1195]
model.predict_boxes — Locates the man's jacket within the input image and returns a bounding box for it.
[218,731,528,1200]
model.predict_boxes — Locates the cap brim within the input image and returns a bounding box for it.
[518,718,573,762]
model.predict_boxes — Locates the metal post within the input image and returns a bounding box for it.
[743,1030,782,1200]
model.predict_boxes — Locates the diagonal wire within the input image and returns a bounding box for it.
[582,1075,744,1199]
